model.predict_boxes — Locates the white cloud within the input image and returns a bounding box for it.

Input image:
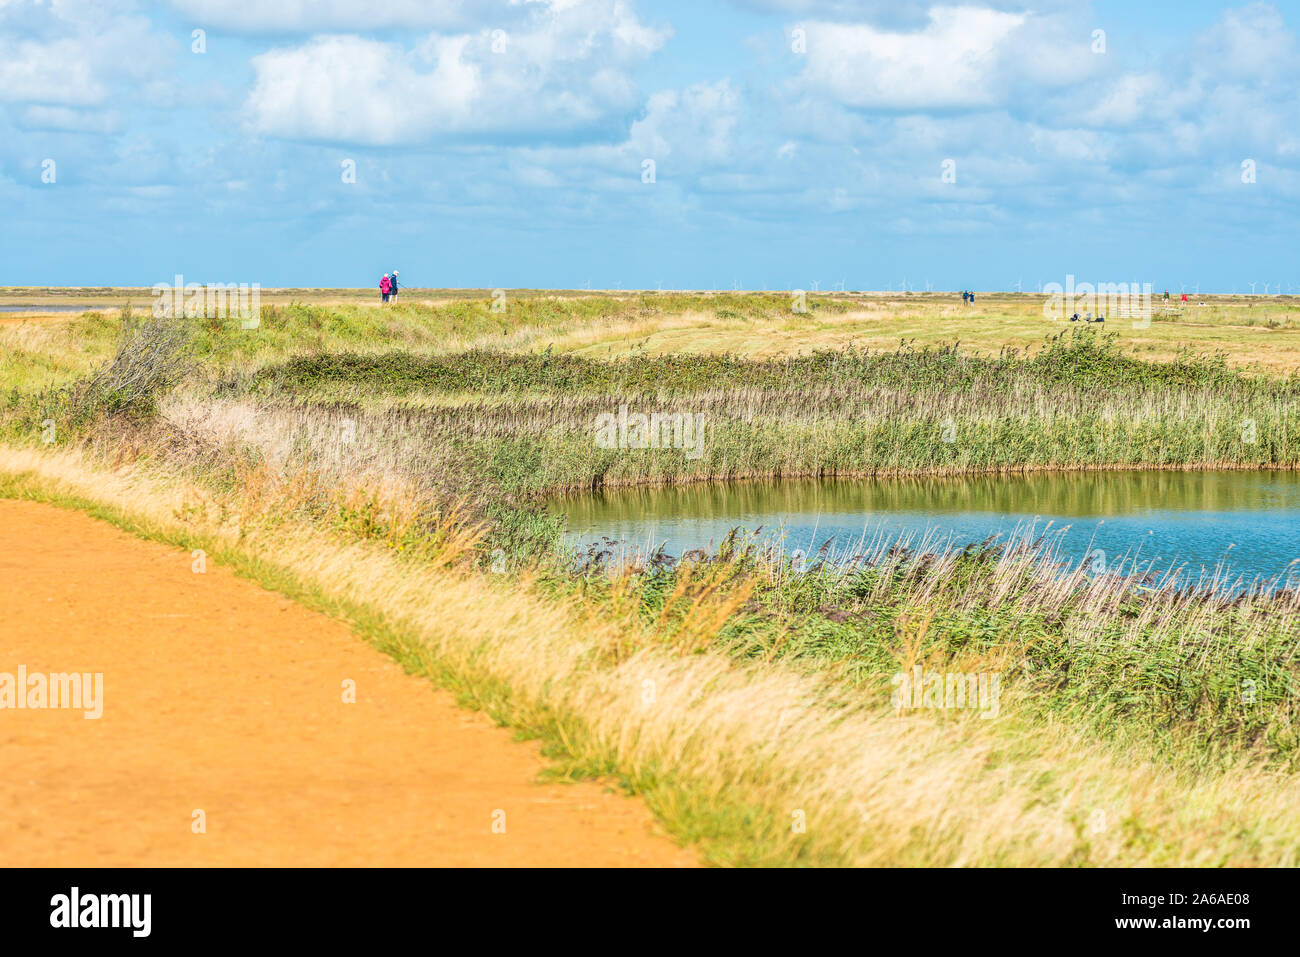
[499,76,742,200]
[795,6,1028,109]
[246,36,477,145]
[242,0,670,144]
[728,0,1056,29]
[1082,73,1164,127]
[0,37,108,105]
[1028,126,1112,164]
[1194,2,1297,80]
[165,0,480,32]
[0,1,173,111]
[627,80,740,164]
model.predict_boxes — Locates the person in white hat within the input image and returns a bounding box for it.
[390,270,399,302]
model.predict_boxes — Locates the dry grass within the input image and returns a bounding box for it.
[528,296,1300,374]
[8,293,1300,388]
[0,313,120,391]
[5,441,1300,866]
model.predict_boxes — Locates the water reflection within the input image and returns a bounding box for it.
[558,470,1300,585]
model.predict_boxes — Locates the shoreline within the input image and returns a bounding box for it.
[541,459,1299,500]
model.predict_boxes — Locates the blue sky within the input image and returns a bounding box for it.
[1,0,1297,291]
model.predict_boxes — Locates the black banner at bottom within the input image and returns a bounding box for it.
[0,867,1284,945]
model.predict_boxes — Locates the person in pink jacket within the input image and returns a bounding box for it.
[380,274,391,303]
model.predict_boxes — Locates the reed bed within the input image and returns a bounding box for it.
[183,331,1298,503]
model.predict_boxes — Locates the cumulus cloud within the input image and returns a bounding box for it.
[497,76,743,203]
[165,0,488,32]
[1065,2,1299,161]
[1081,73,1165,127]
[242,0,670,144]
[0,0,173,115]
[793,7,1029,109]
[727,0,1064,29]
[628,80,740,164]
[1194,1,1298,79]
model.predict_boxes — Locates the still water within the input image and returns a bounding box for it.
[559,470,1300,586]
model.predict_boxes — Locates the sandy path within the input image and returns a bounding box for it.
[0,500,693,867]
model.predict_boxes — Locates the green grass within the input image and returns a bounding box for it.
[0,312,121,392]
[255,329,1289,397]
[549,530,1300,772]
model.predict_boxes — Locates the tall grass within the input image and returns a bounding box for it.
[558,523,1300,770]
[212,332,1297,501]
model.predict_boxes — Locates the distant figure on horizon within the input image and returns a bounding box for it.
[968,291,975,304]
[962,290,969,303]
[380,273,391,303]
[390,270,399,302]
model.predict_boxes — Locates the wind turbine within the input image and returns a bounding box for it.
[1249,281,1259,295]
